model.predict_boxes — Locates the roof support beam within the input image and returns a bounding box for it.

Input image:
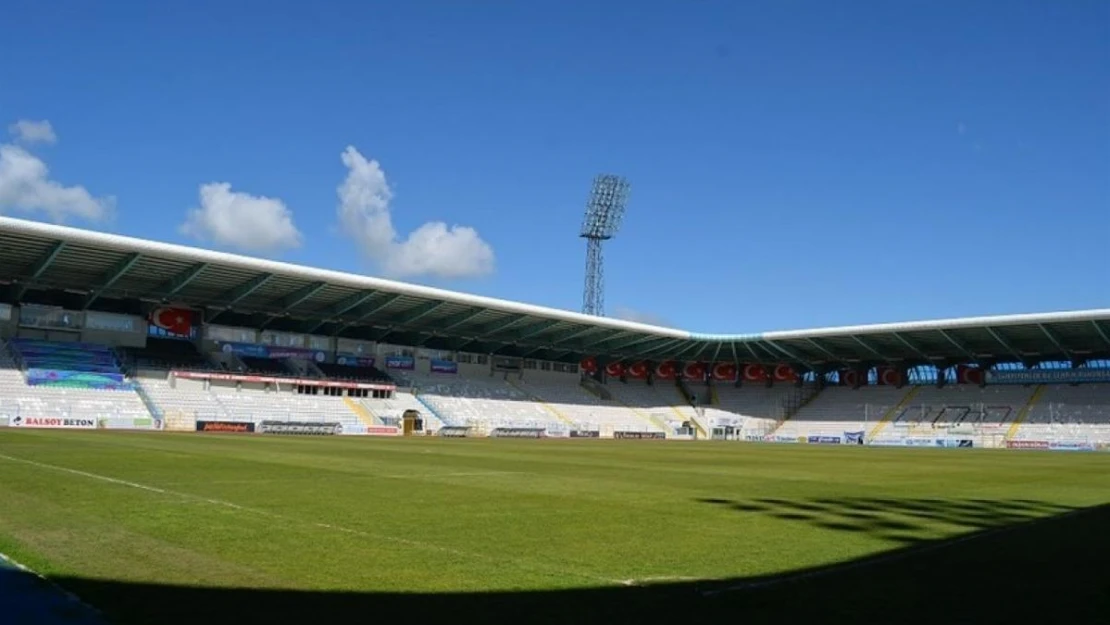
[891,332,931,361]
[710,341,723,364]
[276,282,328,312]
[634,337,688,358]
[438,307,488,332]
[13,241,66,300]
[390,300,449,327]
[984,327,1024,362]
[729,341,740,364]
[742,341,764,363]
[475,314,531,338]
[304,290,377,333]
[670,341,705,361]
[545,324,609,345]
[761,340,817,370]
[83,253,142,308]
[374,301,450,342]
[155,262,208,299]
[936,329,977,361]
[850,335,891,362]
[1091,321,1110,350]
[259,282,328,329]
[335,293,406,334]
[221,273,274,307]
[509,319,564,341]
[1036,324,1073,360]
[804,338,841,361]
[602,333,671,356]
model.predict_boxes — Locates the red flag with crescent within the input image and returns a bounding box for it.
[580,356,598,373]
[627,362,649,379]
[711,363,738,381]
[151,307,193,336]
[877,367,902,386]
[773,364,796,382]
[841,370,860,387]
[743,364,768,381]
[655,361,677,380]
[683,362,706,381]
[605,362,624,377]
[957,365,984,385]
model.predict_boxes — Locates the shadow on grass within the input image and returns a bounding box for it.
[9,500,1109,625]
[694,496,1081,545]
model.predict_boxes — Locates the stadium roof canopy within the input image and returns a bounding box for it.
[2,216,1110,370]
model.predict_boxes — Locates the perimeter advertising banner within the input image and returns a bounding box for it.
[807,435,841,445]
[1005,440,1050,450]
[986,368,1110,385]
[258,421,342,435]
[10,416,97,429]
[429,358,458,374]
[196,420,255,433]
[489,428,546,438]
[844,431,865,444]
[336,356,376,367]
[219,342,326,362]
[385,355,415,370]
[613,431,666,440]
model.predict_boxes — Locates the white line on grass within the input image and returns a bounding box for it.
[0,453,621,587]
[698,506,1091,597]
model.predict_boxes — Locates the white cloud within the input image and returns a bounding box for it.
[337,146,494,279]
[8,119,57,145]
[0,126,113,223]
[180,182,302,253]
[613,306,672,327]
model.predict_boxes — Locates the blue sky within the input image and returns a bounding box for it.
[1,0,1107,334]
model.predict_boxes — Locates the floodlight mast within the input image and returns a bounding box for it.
[580,174,630,317]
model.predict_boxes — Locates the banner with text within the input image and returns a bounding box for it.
[614,431,666,440]
[385,355,415,370]
[429,358,458,374]
[219,342,327,363]
[986,368,1110,385]
[336,356,376,367]
[10,416,97,429]
[196,420,255,433]
[258,421,341,435]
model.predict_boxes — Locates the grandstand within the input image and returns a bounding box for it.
[0,214,1109,451]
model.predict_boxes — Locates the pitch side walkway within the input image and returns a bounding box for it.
[0,556,106,625]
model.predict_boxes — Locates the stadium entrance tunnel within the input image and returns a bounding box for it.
[7,502,1107,625]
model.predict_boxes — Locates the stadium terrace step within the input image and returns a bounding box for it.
[866,386,922,442]
[504,378,576,426]
[1006,384,1048,442]
[343,396,378,427]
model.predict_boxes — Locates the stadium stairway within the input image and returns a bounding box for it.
[412,392,455,427]
[1005,384,1048,442]
[784,384,824,420]
[504,378,576,427]
[343,396,378,427]
[866,386,922,442]
[761,385,824,439]
[672,385,707,437]
[616,395,673,434]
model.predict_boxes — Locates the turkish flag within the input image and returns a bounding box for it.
[151,307,192,336]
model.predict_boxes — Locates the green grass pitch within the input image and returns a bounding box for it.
[1,430,1108,624]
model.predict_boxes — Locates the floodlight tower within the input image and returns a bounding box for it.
[580,174,630,317]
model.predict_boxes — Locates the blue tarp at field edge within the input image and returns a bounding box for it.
[0,556,105,625]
